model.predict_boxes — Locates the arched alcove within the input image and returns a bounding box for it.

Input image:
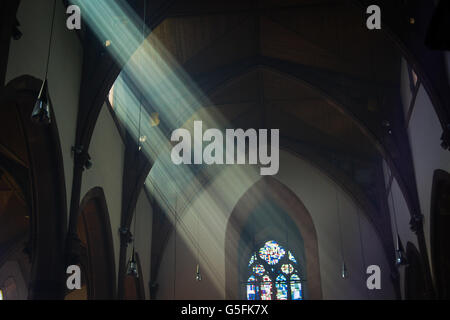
[225,176,322,299]
[430,169,450,299]
[0,75,66,299]
[73,187,116,299]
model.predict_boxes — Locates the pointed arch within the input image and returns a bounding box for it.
[225,176,322,299]
[1,75,67,299]
[430,169,450,299]
[76,187,116,299]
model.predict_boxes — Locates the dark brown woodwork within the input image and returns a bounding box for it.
[1,75,67,299]
[76,187,116,299]
[430,169,450,299]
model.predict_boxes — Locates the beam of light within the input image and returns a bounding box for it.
[73,0,292,298]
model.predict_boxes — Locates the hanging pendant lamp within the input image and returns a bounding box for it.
[126,247,139,278]
[341,261,348,279]
[333,178,348,280]
[389,181,408,267]
[195,264,202,282]
[395,234,408,266]
[31,79,51,124]
[32,0,56,125]
[126,0,147,281]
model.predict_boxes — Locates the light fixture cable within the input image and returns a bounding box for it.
[334,185,347,279]
[31,0,57,125]
[195,195,202,281]
[356,206,370,299]
[327,105,347,279]
[137,0,146,151]
[45,0,57,80]
[389,181,407,266]
[389,182,400,236]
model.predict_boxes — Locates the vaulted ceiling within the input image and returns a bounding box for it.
[117,0,403,223]
[111,0,406,278]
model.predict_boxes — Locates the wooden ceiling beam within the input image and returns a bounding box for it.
[167,0,342,18]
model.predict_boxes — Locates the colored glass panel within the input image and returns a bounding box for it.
[247,275,259,300]
[261,275,272,300]
[259,240,286,265]
[281,264,294,274]
[276,274,288,300]
[288,251,297,264]
[290,274,302,300]
[253,264,265,275]
[248,253,257,267]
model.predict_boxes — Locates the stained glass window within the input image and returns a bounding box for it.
[246,240,303,300]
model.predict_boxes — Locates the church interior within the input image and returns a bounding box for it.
[0,0,449,300]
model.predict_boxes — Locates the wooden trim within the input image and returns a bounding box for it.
[430,169,450,299]
[1,75,67,299]
[78,187,117,299]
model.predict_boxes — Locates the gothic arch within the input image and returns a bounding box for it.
[430,169,450,299]
[76,187,116,299]
[0,75,67,299]
[225,176,322,299]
